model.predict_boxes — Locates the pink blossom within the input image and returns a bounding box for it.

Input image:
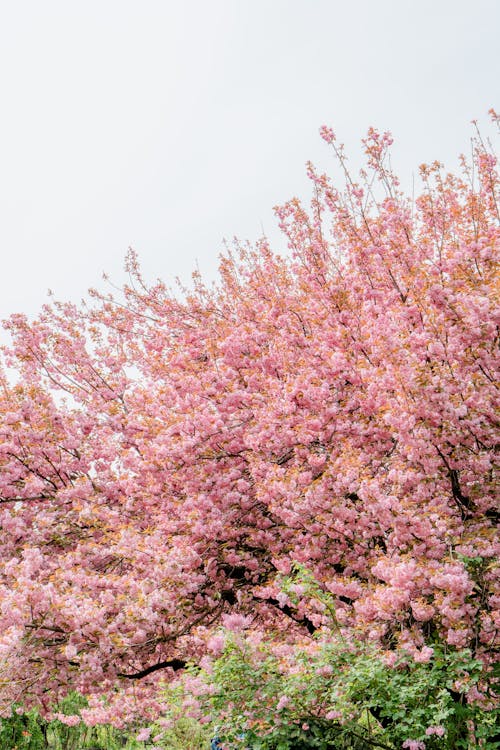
[207,633,226,655]
[413,646,434,663]
[426,725,445,736]
[136,727,152,742]
[325,710,342,720]
[221,613,252,632]
[64,643,78,660]
[411,601,435,622]
[276,695,290,711]
[53,713,81,727]
[319,125,335,143]
[317,664,333,676]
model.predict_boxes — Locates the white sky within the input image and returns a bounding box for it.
[0,0,498,323]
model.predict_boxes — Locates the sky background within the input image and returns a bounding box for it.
[0,0,498,324]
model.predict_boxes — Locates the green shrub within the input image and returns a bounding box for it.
[0,694,148,750]
[190,636,499,750]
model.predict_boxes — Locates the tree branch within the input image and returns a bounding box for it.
[117,658,187,680]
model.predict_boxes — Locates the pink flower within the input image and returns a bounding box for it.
[207,633,226,655]
[426,725,445,736]
[64,643,78,660]
[413,646,433,663]
[411,601,435,622]
[53,713,81,727]
[382,651,398,667]
[221,613,252,632]
[136,727,152,742]
[276,695,290,711]
[317,664,333,676]
[319,125,336,143]
[325,710,342,720]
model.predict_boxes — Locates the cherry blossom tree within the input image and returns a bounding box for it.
[0,114,498,726]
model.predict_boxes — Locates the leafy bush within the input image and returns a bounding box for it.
[0,694,148,750]
[197,636,499,750]
[149,716,213,750]
[148,564,499,749]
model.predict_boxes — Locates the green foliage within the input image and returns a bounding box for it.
[0,694,147,750]
[150,716,213,750]
[152,565,498,749]
[196,636,499,750]
[0,707,47,750]
[0,689,215,750]
[2,646,498,750]
[149,678,215,749]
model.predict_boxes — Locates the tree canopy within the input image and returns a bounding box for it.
[0,117,498,728]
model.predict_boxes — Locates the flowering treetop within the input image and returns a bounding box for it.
[0,115,498,724]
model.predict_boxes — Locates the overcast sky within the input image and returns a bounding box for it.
[0,0,498,323]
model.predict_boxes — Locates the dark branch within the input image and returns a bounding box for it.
[0,494,51,504]
[449,469,473,510]
[117,658,187,680]
[435,446,475,518]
